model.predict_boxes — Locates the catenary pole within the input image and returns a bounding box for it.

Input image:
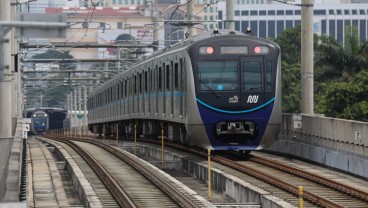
[301,0,314,114]
[225,0,235,31]
[187,0,194,38]
[0,1,13,138]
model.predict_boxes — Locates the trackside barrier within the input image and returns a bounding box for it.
[282,114,367,147]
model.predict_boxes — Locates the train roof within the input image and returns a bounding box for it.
[89,29,279,97]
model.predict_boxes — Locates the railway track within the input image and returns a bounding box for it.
[119,137,368,208]
[46,136,210,208]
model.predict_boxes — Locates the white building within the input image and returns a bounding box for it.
[217,2,368,44]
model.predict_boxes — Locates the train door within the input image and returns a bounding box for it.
[240,57,265,115]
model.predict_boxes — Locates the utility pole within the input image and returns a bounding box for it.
[74,89,77,131]
[0,1,13,138]
[186,0,194,38]
[225,0,235,31]
[83,86,87,129]
[301,0,314,114]
[149,0,159,51]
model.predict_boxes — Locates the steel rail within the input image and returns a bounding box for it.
[250,155,368,202]
[51,137,137,208]
[210,155,344,208]
[133,138,358,208]
[75,138,201,208]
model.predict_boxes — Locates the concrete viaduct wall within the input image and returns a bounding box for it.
[267,114,368,178]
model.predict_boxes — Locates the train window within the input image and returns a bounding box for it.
[110,87,113,101]
[220,46,248,54]
[121,82,124,98]
[159,67,162,91]
[125,80,128,98]
[166,65,170,90]
[117,84,119,99]
[197,61,238,91]
[174,63,179,90]
[243,61,263,92]
[149,69,153,92]
[139,73,142,93]
[134,75,137,94]
[265,61,273,91]
[145,71,148,92]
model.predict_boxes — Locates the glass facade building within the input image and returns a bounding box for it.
[217,3,368,44]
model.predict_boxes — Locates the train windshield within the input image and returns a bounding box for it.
[33,117,46,126]
[242,60,263,92]
[198,61,238,91]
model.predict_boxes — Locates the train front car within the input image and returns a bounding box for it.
[31,111,49,135]
[186,33,281,151]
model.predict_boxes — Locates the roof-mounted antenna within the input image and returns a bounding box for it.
[212,28,221,37]
[246,27,252,36]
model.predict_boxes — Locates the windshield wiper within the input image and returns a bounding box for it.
[202,82,221,98]
[250,87,262,91]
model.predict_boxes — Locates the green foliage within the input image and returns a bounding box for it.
[315,70,368,121]
[274,25,302,65]
[275,24,368,122]
[315,26,367,82]
[281,62,301,113]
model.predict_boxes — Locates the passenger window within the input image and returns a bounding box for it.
[265,61,273,92]
[159,67,162,91]
[243,61,262,92]
[174,63,179,90]
[166,65,170,90]
[139,73,142,93]
[145,71,148,92]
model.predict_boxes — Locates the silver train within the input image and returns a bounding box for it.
[87,30,282,150]
[30,111,49,135]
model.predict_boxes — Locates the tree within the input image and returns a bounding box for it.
[274,25,302,65]
[315,25,368,82]
[314,25,368,121]
[317,70,368,121]
[281,62,301,113]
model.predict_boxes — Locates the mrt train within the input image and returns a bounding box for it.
[87,30,281,150]
[30,111,49,135]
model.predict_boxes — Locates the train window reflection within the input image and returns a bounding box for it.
[198,61,238,91]
[243,61,262,92]
[265,61,273,91]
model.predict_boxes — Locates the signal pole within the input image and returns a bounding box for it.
[301,0,314,114]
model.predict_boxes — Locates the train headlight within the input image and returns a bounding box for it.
[199,46,214,55]
[253,46,269,54]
